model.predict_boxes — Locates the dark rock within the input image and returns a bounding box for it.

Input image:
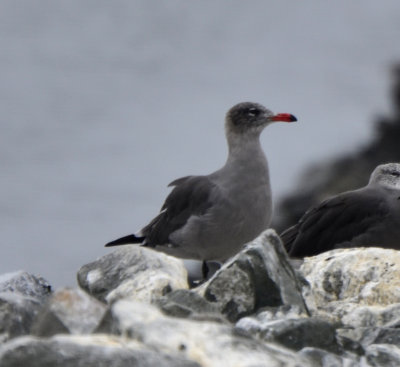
[77,246,188,303]
[238,316,339,352]
[0,334,200,367]
[31,288,107,337]
[196,229,308,322]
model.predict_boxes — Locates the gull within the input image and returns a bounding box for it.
[106,102,297,276]
[282,163,400,257]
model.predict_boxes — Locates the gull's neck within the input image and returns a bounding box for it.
[213,130,269,186]
[226,130,265,165]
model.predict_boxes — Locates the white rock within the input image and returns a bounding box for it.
[77,246,188,303]
[99,299,309,367]
[300,248,400,307]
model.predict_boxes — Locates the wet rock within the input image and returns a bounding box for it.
[31,287,107,337]
[195,229,308,322]
[0,271,52,341]
[97,299,309,367]
[0,334,199,367]
[77,246,188,303]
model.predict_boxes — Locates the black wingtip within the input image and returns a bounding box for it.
[105,234,145,247]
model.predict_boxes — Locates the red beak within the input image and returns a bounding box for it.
[271,113,297,122]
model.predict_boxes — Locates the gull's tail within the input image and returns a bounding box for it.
[105,234,144,247]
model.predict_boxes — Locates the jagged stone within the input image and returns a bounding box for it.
[31,287,107,337]
[77,246,188,303]
[97,299,310,367]
[0,271,52,341]
[195,229,308,322]
[0,334,199,367]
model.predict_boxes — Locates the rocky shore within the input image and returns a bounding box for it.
[1,229,400,366]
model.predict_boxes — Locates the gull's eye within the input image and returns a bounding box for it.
[390,171,400,177]
[247,108,260,117]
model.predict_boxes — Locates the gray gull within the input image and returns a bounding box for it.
[282,163,400,257]
[106,102,297,275]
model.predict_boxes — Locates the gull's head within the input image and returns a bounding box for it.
[225,102,297,137]
[369,163,400,189]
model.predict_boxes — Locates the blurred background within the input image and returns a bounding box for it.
[2,1,400,287]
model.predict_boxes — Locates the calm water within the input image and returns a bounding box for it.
[1,0,400,286]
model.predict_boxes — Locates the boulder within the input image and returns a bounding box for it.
[31,287,107,336]
[97,299,309,367]
[0,271,52,341]
[77,246,188,303]
[0,334,199,367]
[299,247,400,323]
[195,229,308,322]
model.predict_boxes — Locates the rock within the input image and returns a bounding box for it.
[338,326,400,349]
[299,347,359,367]
[339,303,400,329]
[31,287,107,337]
[156,289,224,321]
[0,271,52,299]
[237,313,339,352]
[97,299,309,367]
[299,248,400,322]
[0,271,52,341]
[77,246,188,303]
[0,334,199,367]
[364,344,400,367]
[195,229,308,322]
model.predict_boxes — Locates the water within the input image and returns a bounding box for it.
[1,0,400,287]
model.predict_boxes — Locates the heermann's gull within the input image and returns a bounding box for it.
[106,102,297,274]
[281,163,400,257]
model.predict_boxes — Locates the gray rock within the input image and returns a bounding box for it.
[196,229,308,322]
[338,327,400,349]
[0,271,52,299]
[0,334,199,367]
[156,289,224,322]
[97,299,309,367]
[299,347,359,367]
[77,246,188,303]
[364,344,400,367]
[31,287,107,337]
[0,271,52,341]
[237,314,339,352]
